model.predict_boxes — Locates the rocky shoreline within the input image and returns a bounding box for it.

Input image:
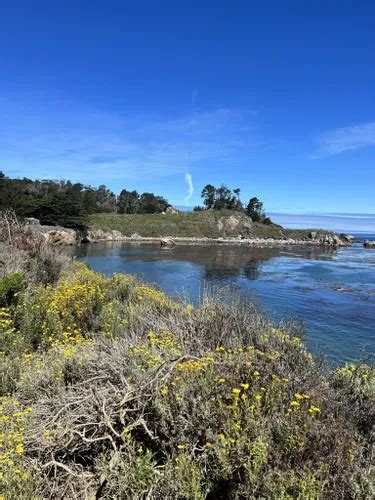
[25,220,360,248]
[87,233,348,247]
[40,228,351,247]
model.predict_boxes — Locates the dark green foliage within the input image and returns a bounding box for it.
[137,193,170,214]
[0,172,171,227]
[118,189,139,214]
[262,216,273,226]
[117,190,170,214]
[199,184,273,225]
[246,197,265,222]
[0,272,25,307]
[201,184,216,209]
[201,184,243,211]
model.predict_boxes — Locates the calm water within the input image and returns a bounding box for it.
[71,241,375,365]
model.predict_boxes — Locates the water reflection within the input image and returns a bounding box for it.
[72,242,339,279]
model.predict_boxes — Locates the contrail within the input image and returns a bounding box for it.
[184,172,194,206]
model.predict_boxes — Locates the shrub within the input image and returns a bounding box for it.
[0,273,24,307]
[0,262,373,498]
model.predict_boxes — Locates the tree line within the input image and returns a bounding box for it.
[0,172,272,228]
[0,172,170,228]
[195,184,272,224]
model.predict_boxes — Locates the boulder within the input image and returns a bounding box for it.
[86,229,125,242]
[165,206,181,214]
[340,234,355,243]
[45,229,76,246]
[306,231,347,246]
[364,240,375,248]
[160,237,175,247]
[217,215,241,233]
[24,217,40,226]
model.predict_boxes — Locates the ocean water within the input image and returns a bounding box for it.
[71,241,375,365]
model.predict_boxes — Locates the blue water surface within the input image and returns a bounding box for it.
[71,241,375,365]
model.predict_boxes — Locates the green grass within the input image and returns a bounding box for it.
[89,210,284,239]
[88,211,342,241]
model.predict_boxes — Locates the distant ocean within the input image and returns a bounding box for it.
[178,208,375,240]
[268,212,375,239]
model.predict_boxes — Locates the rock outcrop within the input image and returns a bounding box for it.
[307,231,346,246]
[165,207,181,215]
[364,240,375,248]
[160,237,175,247]
[340,234,355,243]
[24,217,41,226]
[86,229,125,242]
[216,215,252,234]
[44,229,77,246]
[27,224,77,245]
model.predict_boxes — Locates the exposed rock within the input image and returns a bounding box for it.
[340,234,355,243]
[165,206,181,215]
[131,232,141,239]
[45,229,77,246]
[24,217,40,226]
[160,237,175,247]
[364,240,375,248]
[27,224,77,245]
[305,231,347,247]
[86,229,125,242]
[216,215,249,233]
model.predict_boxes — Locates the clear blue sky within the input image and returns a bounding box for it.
[1,1,375,213]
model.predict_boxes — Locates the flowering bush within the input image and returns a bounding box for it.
[0,258,373,498]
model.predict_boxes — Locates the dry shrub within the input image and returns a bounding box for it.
[0,248,373,498]
[0,209,68,286]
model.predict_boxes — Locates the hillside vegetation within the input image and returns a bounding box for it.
[89,210,256,238]
[89,210,341,241]
[0,221,373,498]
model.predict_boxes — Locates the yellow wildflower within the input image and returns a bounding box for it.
[308,405,321,414]
[160,386,169,396]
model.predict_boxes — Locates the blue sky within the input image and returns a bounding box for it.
[1,1,375,215]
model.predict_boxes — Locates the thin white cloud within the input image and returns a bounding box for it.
[313,121,375,157]
[184,173,194,205]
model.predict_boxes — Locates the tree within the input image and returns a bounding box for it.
[137,193,170,214]
[215,185,232,209]
[0,171,173,225]
[118,190,139,214]
[200,184,243,211]
[246,197,265,222]
[94,185,117,213]
[201,184,216,209]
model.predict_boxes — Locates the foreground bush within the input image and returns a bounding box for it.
[0,255,374,499]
